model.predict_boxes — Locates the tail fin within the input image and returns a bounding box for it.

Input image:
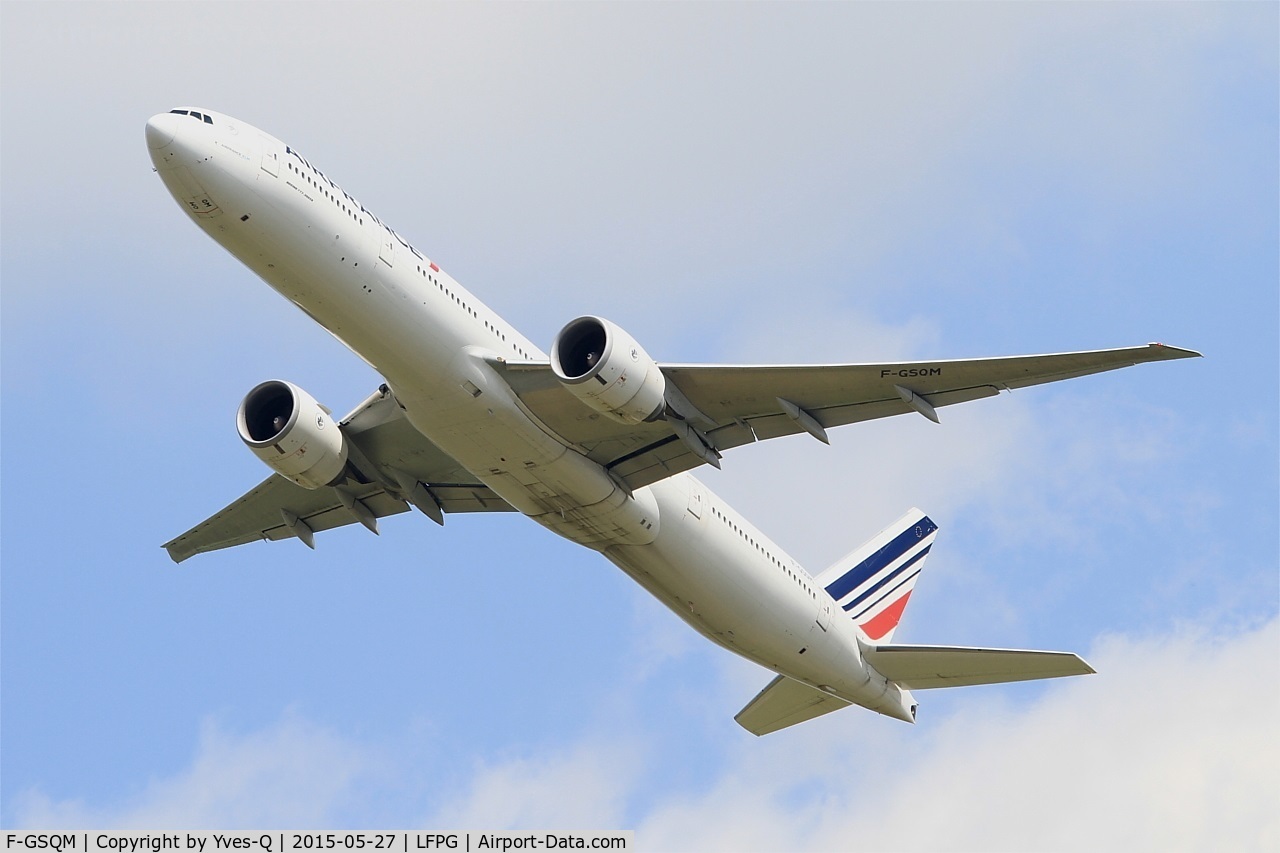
[815,508,938,642]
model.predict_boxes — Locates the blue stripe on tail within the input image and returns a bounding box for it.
[842,546,931,613]
[824,517,937,602]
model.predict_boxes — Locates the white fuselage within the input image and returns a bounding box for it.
[146,108,913,721]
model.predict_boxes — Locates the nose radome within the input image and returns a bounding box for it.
[145,113,179,150]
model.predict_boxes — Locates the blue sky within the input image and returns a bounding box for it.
[2,3,1276,848]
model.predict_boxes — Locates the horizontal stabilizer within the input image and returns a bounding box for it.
[735,675,852,736]
[864,644,1094,690]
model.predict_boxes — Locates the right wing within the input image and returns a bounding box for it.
[163,387,514,563]
[496,342,1201,490]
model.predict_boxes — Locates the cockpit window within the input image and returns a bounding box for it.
[167,108,214,125]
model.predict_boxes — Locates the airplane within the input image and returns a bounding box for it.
[147,107,1199,735]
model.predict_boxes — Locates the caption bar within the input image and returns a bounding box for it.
[4,834,631,853]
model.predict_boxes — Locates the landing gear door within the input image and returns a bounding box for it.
[259,138,280,177]
[817,600,833,631]
[379,231,395,267]
[687,483,703,519]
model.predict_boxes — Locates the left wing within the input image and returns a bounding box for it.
[496,342,1200,490]
[164,387,515,562]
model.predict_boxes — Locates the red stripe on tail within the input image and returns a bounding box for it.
[860,591,913,640]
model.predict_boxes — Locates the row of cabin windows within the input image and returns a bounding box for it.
[282,150,427,268]
[414,264,534,360]
[287,162,364,225]
[711,505,817,600]
[278,143,434,270]
[276,147,538,364]
[170,109,213,125]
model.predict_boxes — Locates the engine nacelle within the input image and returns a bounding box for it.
[237,380,348,489]
[550,316,666,425]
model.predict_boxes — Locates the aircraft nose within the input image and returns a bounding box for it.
[145,113,179,150]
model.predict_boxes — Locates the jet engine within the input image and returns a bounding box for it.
[551,316,666,424]
[237,380,349,489]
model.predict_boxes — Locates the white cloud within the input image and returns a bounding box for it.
[634,618,1280,853]
[418,740,639,830]
[705,368,1182,570]
[13,620,1275,850]
[12,713,378,829]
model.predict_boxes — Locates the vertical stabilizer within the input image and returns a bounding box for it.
[815,508,938,642]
